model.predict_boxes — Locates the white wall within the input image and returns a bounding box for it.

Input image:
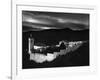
[0,0,99,80]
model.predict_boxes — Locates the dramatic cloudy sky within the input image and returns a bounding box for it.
[22,11,89,31]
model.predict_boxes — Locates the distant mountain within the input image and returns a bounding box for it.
[57,22,89,30]
[22,22,89,32]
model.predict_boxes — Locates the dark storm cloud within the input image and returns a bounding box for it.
[22,11,89,31]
